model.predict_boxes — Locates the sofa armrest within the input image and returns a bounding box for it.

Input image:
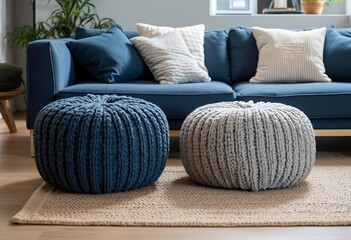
[26,38,76,129]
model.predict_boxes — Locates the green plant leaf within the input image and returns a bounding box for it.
[303,0,343,6]
[5,0,116,49]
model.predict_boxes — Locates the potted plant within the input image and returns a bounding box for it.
[5,0,115,49]
[302,0,343,15]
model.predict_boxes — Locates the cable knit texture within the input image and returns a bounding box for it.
[180,101,316,191]
[34,94,169,194]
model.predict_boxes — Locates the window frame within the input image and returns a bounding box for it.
[210,0,254,15]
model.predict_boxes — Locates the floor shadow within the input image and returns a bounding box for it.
[0,177,43,192]
[164,175,311,211]
[315,151,351,166]
[0,135,30,158]
[169,137,180,158]
[1,178,44,222]
[316,136,351,152]
[5,178,158,213]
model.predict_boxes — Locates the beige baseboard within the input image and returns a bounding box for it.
[314,129,351,137]
[30,130,34,158]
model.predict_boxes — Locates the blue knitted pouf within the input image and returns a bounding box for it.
[34,94,169,193]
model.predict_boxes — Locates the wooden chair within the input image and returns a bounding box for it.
[0,90,25,133]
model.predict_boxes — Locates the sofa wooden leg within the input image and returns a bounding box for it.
[314,129,351,137]
[30,129,34,158]
[169,130,180,137]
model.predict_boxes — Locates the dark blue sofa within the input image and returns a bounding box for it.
[26,27,351,131]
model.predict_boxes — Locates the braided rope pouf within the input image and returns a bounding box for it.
[180,101,316,191]
[34,94,169,194]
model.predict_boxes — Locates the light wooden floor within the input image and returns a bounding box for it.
[1,112,351,240]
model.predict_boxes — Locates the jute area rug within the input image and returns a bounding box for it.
[12,152,351,227]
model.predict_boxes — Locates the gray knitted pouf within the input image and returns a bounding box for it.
[180,101,316,191]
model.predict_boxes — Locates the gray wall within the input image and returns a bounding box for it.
[348,0,351,25]
[323,1,346,14]
[0,0,13,64]
[37,0,350,30]
[12,0,32,111]
[0,0,17,114]
[256,0,345,14]
[0,0,31,112]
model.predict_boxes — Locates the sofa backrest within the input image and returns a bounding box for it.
[323,28,351,82]
[75,26,351,84]
[75,27,231,83]
[228,27,258,84]
[203,30,231,84]
[228,26,351,83]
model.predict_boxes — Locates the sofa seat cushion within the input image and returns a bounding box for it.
[58,80,236,119]
[233,82,351,119]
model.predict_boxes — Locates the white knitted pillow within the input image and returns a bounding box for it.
[130,31,211,84]
[250,27,331,83]
[136,23,209,75]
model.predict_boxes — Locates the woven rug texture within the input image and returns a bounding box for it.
[12,152,351,226]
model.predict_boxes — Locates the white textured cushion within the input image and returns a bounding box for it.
[130,31,211,84]
[250,27,331,83]
[136,23,209,74]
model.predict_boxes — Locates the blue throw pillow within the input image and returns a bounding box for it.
[75,24,123,39]
[74,26,153,80]
[337,28,351,38]
[324,28,351,82]
[75,25,138,40]
[67,25,144,83]
[228,25,335,83]
[228,27,258,83]
[204,30,231,83]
